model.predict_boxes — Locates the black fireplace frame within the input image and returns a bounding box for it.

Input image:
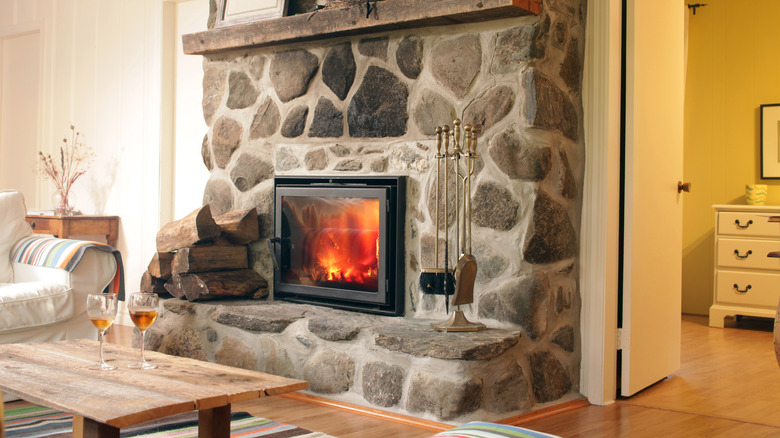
[270,176,405,316]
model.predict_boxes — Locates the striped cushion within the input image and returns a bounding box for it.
[431,422,560,438]
[11,236,125,300]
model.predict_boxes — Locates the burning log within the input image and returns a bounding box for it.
[171,245,249,275]
[140,270,168,295]
[167,270,269,301]
[148,252,174,280]
[156,205,221,253]
[214,208,260,244]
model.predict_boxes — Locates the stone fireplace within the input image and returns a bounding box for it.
[147,0,586,424]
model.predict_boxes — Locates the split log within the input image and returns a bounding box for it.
[156,205,221,253]
[163,275,186,299]
[214,209,260,244]
[170,270,269,301]
[148,252,174,279]
[140,270,168,295]
[171,245,248,275]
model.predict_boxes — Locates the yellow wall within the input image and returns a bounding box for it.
[683,0,780,314]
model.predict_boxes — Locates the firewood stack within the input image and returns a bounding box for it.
[140,206,269,301]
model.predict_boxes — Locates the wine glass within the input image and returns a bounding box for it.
[86,293,118,370]
[127,292,159,369]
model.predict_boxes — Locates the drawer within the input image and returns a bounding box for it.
[718,212,780,237]
[25,217,54,234]
[715,270,780,308]
[717,238,780,270]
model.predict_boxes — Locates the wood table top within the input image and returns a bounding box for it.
[0,339,307,428]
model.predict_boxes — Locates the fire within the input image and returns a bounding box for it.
[288,197,380,291]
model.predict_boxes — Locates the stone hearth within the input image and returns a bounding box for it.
[146,299,580,423]
[148,0,587,424]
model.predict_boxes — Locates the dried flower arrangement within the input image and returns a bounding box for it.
[38,125,94,215]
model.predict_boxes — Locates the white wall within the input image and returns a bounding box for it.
[0,0,168,313]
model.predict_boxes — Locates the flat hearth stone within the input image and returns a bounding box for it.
[209,301,308,333]
[371,323,520,360]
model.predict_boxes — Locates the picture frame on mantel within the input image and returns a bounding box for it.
[761,103,780,179]
[216,0,289,28]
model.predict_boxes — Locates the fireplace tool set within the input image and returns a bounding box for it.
[421,119,486,332]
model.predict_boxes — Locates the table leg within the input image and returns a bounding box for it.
[198,404,231,438]
[73,415,120,438]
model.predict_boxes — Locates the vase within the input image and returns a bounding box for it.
[52,191,74,216]
[746,184,768,206]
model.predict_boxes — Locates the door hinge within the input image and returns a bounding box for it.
[616,328,626,350]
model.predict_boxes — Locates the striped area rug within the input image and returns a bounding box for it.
[4,402,333,438]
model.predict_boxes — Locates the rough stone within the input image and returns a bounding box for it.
[309,98,344,138]
[473,241,509,283]
[334,159,362,171]
[281,105,309,138]
[406,373,482,420]
[276,147,300,172]
[431,35,481,98]
[215,337,256,370]
[529,350,572,403]
[304,350,355,393]
[370,157,387,172]
[390,146,426,171]
[471,181,519,231]
[250,97,281,139]
[552,21,568,49]
[257,337,294,377]
[559,149,577,199]
[230,152,273,192]
[322,42,356,101]
[479,274,549,339]
[158,328,208,361]
[413,90,457,136]
[396,35,423,79]
[552,325,575,352]
[560,37,582,92]
[348,66,408,137]
[491,25,536,74]
[555,286,573,314]
[373,324,520,360]
[270,49,319,103]
[524,191,578,264]
[240,186,274,238]
[533,14,551,59]
[226,71,259,109]
[212,116,242,168]
[201,134,213,171]
[212,303,307,332]
[248,56,265,81]
[462,85,515,133]
[489,364,531,412]
[358,36,388,60]
[523,69,578,141]
[330,144,351,157]
[308,315,364,341]
[362,362,404,407]
[304,148,329,170]
[203,178,234,216]
[202,65,226,125]
[488,128,551,181]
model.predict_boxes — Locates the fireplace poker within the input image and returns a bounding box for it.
[419,127,452,296]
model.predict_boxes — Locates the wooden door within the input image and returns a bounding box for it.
[620,0,685,397]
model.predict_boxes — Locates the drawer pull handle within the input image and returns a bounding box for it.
[29,221,35,229]
[733,249,753,259]
[733,284,752,294]
[735,219,753,229]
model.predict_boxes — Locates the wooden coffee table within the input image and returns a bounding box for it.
[0,339,307,438]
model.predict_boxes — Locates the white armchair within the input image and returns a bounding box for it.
[0,190,122,344]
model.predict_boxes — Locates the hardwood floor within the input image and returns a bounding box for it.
[105,314,780,437]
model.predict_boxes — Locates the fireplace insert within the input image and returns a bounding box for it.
[270,176,405,315]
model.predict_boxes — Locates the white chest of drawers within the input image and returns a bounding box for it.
[710,205,780,327]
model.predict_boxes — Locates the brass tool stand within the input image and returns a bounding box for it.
[432,120,486,332]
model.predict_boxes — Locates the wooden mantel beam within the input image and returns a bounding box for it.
[183,0,542,56]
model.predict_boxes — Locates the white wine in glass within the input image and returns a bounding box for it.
[86,292,118,370]
[128,292,159,369]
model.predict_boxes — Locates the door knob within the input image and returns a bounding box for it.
[677,181,691,193]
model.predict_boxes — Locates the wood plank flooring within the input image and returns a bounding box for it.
[103,314,780,437]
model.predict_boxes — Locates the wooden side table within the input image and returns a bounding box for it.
[25,214,119,247]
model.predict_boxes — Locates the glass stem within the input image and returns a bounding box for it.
[140,330,146,363]
[99,330,105,364]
